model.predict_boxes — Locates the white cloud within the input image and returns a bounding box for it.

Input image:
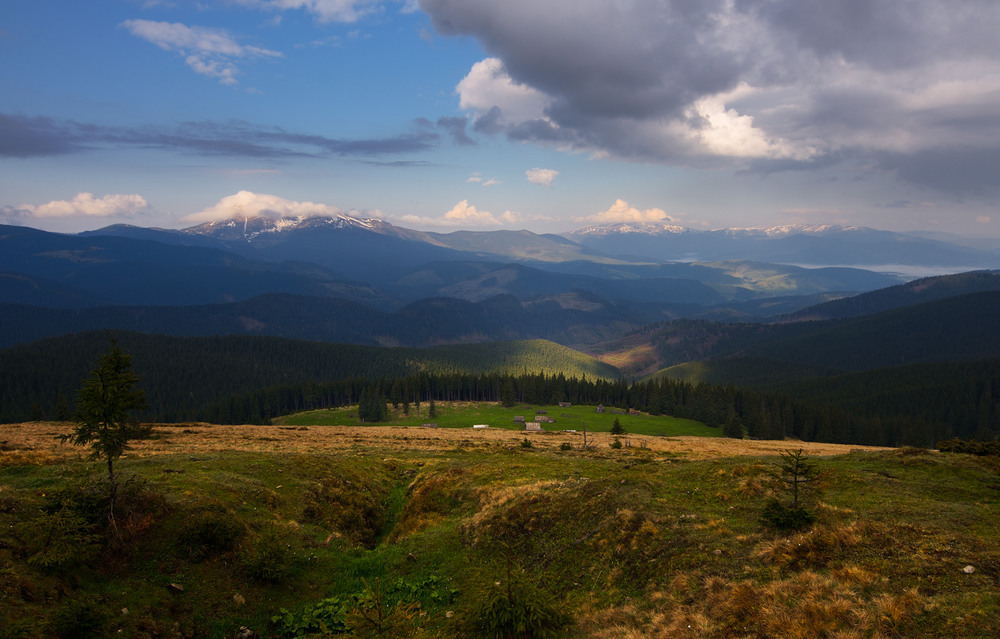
[467,173,499,186]
[398,200,524,227]
[182,190,341,223]
[6,193,150,219]
[443,200,501,225]
[580,199,673,224]
[526,168,558,187]
[120,20,282,85]
[457,58,551,126]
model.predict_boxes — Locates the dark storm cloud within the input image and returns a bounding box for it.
[875,148,1000,195]
[0,113,439,159]
[419,0,1000,193]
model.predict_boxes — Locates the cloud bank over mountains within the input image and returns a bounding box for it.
[424,0,1000,191]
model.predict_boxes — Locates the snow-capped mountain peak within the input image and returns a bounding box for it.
[184,213,393,242]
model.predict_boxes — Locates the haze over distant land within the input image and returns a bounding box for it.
[2,1,1000,237]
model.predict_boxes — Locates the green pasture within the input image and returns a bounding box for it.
[272,401,717,437]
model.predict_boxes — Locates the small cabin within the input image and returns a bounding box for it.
[524,422,542,431]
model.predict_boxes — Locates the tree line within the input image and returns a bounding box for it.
[3,331,998,447]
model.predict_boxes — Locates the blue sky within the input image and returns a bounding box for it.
[2,0,999,235]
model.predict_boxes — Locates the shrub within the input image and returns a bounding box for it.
[521,437,534,449]
[610,438,623,449]
[347,579,423,639]
[13,506,100,570]
[937,438,1000,456]
[242,527,294,582]
[176,506,246,561]
[760,499,816,531]
[559,443,572,451]
[51,599,107,639]
[468,569,570,639]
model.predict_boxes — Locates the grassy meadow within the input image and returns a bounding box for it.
[273,401,713,438]
[0,404,997,638]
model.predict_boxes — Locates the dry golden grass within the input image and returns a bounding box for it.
[577,570,926,639]
[0,421,888,463]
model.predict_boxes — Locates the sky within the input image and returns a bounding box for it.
[2,0,999,236]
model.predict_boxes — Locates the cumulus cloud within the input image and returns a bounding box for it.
[457,58,551,127]
[579,199,674,224]
[2,193,150,220]
[398,200,522,227]
[120,19,283,85]
[182,190,341,223]
[526,168,558,187]
[422,0,1000,193]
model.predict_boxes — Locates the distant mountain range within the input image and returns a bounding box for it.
[2,213,999,350]
[566,222,1000,268]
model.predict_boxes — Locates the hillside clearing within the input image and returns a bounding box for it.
[2,421,886,462]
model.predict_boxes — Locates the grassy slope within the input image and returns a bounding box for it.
[274,401,712,438]
[1,418,998,638]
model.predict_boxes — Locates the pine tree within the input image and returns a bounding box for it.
[61,339,147,522]
[610,417,625,435]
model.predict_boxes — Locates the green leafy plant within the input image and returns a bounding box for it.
[559,442,573,451]
[610,438,623,449]
[521,437,534,449]
[271,595,350,637]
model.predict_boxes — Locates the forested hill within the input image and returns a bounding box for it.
[0,291,665,350]
[783,269,1000,321]
[0,332,619,424]
[607,289,1000,378]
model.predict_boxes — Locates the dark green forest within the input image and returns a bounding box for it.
[4,331,999,448]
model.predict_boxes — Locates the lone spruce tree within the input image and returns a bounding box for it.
[62,339,147,521]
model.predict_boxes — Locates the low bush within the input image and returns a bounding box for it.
[51,599,107,639]
[937,438,1000,456]
[467,569,570,639]
[760,498,816,531]
[176,506,246,561]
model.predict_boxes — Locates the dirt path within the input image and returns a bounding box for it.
[1,421,890,464]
